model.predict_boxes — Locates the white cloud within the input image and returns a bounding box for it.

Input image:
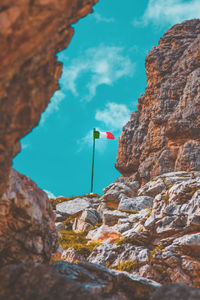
[134,0,200,26]
[44,190,56,198]
[93,12,115,23]
[95,102,131,131]
[59,45,135,101]
[40,90,65,124]
[78,103,131,153]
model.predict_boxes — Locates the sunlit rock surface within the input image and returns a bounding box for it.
[116,19,200,184]
[59,172,200,288]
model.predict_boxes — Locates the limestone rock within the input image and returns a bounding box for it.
[173,233,200,256]
[87,225,121,243]
[86,172,200,287]
[118,196,154,211]
[103,210,129,226]
[100,180,139,209]
[0,169,57,266]
[122,229,151,247]
[115,20,200,184]
[88,242,150,268]
[73,208,102,233]
[61,248,87,263]
[0,261,160,300]
[56,198,91,215]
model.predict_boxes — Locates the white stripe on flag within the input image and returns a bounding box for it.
[100,132,107,139]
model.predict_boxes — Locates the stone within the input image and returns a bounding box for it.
[122,228,151,246]
[86,172,200,287]
[151,284,200,300]
[0,261,160,300]
[56,198,91,215]
[115,20,200,184]
[118,196,154,211]
[87,243,119,265]
[112,222,132,233]
[138,179,166,198]
[173,233,200,256]
[0,168,57,266]
[103,210,129,226]
[61,248,86,263]
[101,180,139,209]
[55,212,68,222]
[88,242,149,269]
[137,249,150,263]
[86,225,121,243]
[72,208,102,233]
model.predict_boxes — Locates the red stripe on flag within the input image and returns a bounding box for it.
[106,132,115,139]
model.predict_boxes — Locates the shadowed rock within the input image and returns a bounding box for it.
[0,261,160,300]
[0,169,58,266]
[151,284,200,300]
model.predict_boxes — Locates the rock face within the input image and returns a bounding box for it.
[116,19,200,184]
[0,261,160,300]
[0,168,57,265]
[0,0,98,196]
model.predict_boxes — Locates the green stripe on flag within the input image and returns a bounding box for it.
[93,130,100,139]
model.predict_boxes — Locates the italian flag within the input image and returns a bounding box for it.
[93,130,115,139]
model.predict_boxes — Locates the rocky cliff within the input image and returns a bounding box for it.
[116,19,200,184]
[0,0,98,196]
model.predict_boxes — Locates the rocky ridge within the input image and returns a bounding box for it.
[52,171,200,289]
[115,19,200,184]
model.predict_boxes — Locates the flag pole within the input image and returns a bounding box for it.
[90,128,95,194]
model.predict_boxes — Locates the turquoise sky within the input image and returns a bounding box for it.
[14,0,200,197]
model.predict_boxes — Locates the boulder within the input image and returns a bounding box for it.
[73,208,102,233]
[122,229,151,246]
[103,210,129,226]
[118,196,154,211]
[173,233,200,256]
[56,198,91,215]
[86,225,121,243]
[61,248,87,263]
[101,180,139,209]
[0,169,57,265]
[151,284,200,300]
[0,261,160,300]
